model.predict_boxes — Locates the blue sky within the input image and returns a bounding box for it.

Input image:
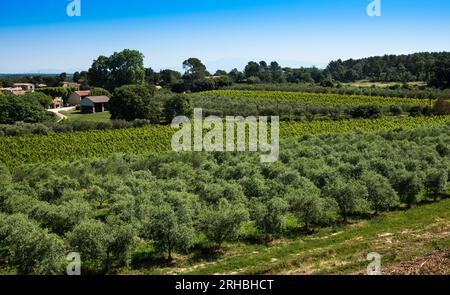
[0,0,449,73]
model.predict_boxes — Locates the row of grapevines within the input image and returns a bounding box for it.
[1,116,449,168]
[197,90,432,107]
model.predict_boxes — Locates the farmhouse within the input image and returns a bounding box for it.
[68,90,90,106]
[13,83,35,92]
[80,96,110,113]
[0,87,26,95]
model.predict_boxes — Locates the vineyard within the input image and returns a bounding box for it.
[195,90,432,107]
[0,116,449,168]
[190,90,435,119]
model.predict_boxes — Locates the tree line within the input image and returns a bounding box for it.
[85,50,450,93]
[326,52,450,87]
[2,51,450,92]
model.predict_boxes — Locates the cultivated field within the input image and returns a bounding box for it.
[1,89,449,275]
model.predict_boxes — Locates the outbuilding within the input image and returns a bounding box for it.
[68,90,90,106]
[80,96,110,113]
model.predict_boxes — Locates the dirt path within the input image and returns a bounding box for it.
[47,106,76,122]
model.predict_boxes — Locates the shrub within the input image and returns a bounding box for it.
[110,85,160,122]
[163,95,193,123]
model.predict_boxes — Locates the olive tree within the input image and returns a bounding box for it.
[199,199,249,247]
[141,199,195,260]
[391,170,423,208]
[0,213,65,274]
[362,171,399,213]
[286,178,323,231]
[323,179,370,222]
[66,219,108,271]
[424,168,448,201]
[253,197,288,240]
[103,216,137,272]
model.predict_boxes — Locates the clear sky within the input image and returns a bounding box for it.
[0,0,449,73]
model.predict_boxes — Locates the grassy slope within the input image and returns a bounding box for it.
[138,199,450,275]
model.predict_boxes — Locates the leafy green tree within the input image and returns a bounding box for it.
[0,94,51,124]
[109,49,145,89]
[192,78,216,92]
[253,197,288,240]
[90,87,112,97]
[323,179,370,222]
[214,70,228,76]
[288,193,324,232]
[0,213,65,274]
[110,85,159,122]
[286,180,324,231]
[25,92,53,108]
[228,68,244,82]
[424,168,448,201]
[159,69,182,86]
[31,199,93,235]
[141,200,195,260]
[163,94,193,122]
[73,71,88,83]
[182,58,207,81]
[269,61,285,83]
[244,61,260,78]
[88,49,145,90]
[103,216,137,272]
[429,57,450,88]
[362,171,400,213]
[391,170,423,207]
[66,219,108,270]
[36,87,73,102]
[87,55,110,89]
[58,72,67,82]
[199,199,249,247]
[145,67,159,85]
[36,175,79,203]
[215,76,233,88]
[85,185,109,208]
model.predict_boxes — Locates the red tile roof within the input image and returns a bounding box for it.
[74,90,91,97]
